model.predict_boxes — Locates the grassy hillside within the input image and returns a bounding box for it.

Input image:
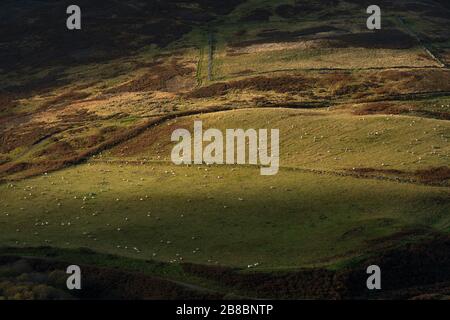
[1,0,450,299]
[1,161,449,268]
[105,108,450,175]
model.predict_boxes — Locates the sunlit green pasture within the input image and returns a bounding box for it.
[1,161,449,269]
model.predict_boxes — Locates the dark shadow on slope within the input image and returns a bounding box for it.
[1,234,449,299]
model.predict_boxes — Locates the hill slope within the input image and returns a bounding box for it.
[1,0,450,299]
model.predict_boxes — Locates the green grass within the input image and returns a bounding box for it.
[206,6,439,80]
[0,160,448,269]
[105,108,450,172]
[215,47,436,80]
[1,0,449,296]
[0,246,188,281]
